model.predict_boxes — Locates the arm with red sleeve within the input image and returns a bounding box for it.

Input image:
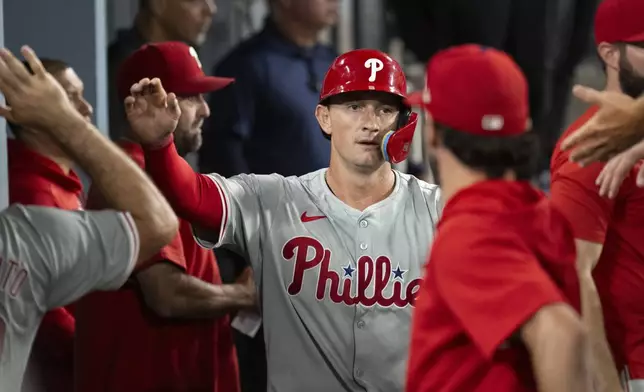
[86,149,256,318]
[143,137,224,236]
[550,160,622,392]
[434,230,590,391]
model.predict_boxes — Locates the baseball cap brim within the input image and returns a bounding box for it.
[175,75,235,97]
[625,30,644,43]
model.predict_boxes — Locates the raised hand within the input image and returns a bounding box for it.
[0,46,78,130]
[561,85,644,165]
[125,78,181,147]
[595,139,644,198]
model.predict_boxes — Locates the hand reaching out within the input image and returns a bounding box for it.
[596,140,644,199]
[561,85,644,165]
[125,78,181,147]
[0,45,78,130]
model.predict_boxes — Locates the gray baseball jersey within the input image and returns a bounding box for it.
[0,204,139,392]
[198,168,441,391]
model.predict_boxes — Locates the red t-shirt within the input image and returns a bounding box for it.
[550,106,644,376]
[407,181,580,392]
[74,140,240,392]
[8,138,82,392]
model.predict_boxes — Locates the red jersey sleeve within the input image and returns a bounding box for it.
[85,184,187,272]
[434,229,566,359]
[143,137,224,231]
[550,161,614,243]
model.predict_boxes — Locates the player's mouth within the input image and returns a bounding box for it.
[357,139,380,147]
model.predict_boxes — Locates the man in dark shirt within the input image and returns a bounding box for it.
[108,0,216,140]
[199,0,338,177]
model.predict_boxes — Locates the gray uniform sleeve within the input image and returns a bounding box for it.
[3,205,138,309]
[195,173,283,270]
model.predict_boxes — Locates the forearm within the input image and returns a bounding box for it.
[143,137,224,230]
[579,273,622,391]
[49,114,176,246]
[531,328,591,392]
[157,274,255,319]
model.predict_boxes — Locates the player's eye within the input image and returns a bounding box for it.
[347,103,361,111]
[380,107,396,115]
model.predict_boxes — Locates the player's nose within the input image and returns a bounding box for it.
[361,108,379,131]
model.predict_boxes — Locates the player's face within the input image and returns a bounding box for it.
[157,0,216,46]
[54,68,93,123]
[318,91,401,172]
[287,0,339,29]
[618,43,644,98]
[175,94,210,156]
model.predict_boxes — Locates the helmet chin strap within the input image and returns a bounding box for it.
[381,112,418,164]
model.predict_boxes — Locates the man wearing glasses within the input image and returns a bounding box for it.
[549,0,644,390]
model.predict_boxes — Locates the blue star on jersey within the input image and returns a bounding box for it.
[343,264,355,277]
[392,265,405,280]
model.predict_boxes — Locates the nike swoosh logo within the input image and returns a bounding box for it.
[301,212,326,223]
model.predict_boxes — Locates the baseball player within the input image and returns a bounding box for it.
[75,42,249,392]
[549,0,644,389]
[125,49,441,391]
[406,44,590,392]
[0,46,178,391]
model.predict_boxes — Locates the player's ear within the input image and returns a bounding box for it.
[597,42,620,71]
[315,104,332,138]
[424,110,439,150]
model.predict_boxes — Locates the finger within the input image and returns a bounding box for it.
[0,48,31,84]
[150,78,167,106]
[570,137,612,165]
[637,165,644,187]
[597,160,616,197]
[0,105,16,122]
[20,46,46,77]
[0,56,20,96]
[124,96,136,112]
[167,93,181,117]
[572,85,605,106]
[131,78,150,96]
[561,118,602,151]
[608,160,630,199]
[596,163,608,186]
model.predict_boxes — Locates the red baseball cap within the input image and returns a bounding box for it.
[408,44,530,137]
[117,41,234,100]
[594,0,644,45]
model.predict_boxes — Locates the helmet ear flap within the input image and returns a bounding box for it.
[381,111,418,164]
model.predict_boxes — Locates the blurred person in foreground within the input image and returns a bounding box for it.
[549,0,644,389]
[406,44,590,392]
[109,0,216,140]
[0,45,177,392]
[74,41,254,392]
[6,58,92,392]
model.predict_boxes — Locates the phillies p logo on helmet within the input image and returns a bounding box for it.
[365,58,384,82]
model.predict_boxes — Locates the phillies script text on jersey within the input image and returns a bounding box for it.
[283,236,422,307]
[201,169,441,392]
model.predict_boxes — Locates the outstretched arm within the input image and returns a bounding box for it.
[123,77,227,235]
[143,137,225,232]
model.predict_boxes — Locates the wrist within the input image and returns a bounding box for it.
[142,134,174,151]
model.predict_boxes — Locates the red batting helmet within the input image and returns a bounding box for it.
[319,49,418,164]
